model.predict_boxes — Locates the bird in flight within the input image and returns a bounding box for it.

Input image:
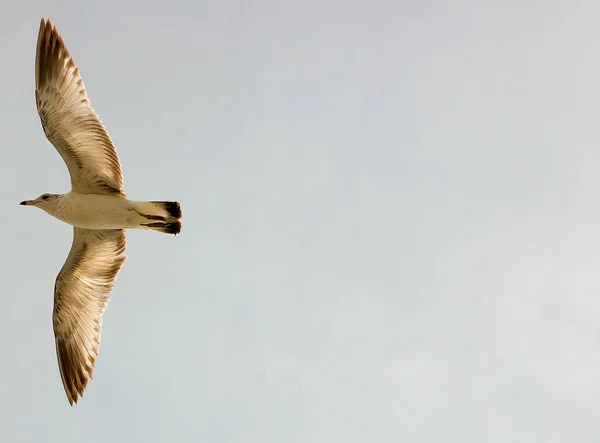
[21,18,182,405]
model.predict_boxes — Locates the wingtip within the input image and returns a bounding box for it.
[39,17,49,31]
[38,17,56,38]
[37,18,53,56]
[65,386,76,406]
[66,388,82,406]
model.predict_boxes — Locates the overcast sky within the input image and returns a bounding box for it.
[1,0,600,442]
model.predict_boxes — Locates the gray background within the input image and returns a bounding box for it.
[1,0,599,442]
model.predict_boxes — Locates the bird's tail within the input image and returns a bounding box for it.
[133,201,182,235]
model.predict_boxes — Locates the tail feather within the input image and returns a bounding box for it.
[150,201,182,219]
[142,221,182,235]
[133,200,183,236]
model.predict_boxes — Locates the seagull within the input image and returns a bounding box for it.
[21,18,183,405]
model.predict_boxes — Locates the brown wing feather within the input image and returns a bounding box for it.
[53,228,127,405]
[35,18,125,195]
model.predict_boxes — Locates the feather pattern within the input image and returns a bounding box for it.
[53,227,127,405]
[35,18,124,195]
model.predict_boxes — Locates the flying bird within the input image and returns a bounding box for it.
[21,18,182,405]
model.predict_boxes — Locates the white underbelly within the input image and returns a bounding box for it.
[54,193,142,229]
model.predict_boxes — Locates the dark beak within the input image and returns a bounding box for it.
[20,201,31,206]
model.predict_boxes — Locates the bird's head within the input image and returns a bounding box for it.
[20,193,59,208]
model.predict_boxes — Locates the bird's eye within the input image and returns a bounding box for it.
[41,194,49,200]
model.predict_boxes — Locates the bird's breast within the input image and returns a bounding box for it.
[51,193,134,229]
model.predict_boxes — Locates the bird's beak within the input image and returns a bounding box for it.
[20,200,34,206]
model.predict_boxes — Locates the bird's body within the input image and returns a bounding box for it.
[31,192,181,231]
[21,18,182,405]
[52,192,141,229]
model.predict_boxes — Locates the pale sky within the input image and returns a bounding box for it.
[1,0,600,442]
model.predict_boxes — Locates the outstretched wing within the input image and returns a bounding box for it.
[53,227,127,405]
[35,18,125,195]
